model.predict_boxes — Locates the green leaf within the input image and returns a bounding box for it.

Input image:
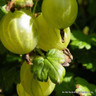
[70,30,92,50]
[31,49,66,84]
[0,2,7,20]
[2,66,20,92]
[6,54,22,62]
[55,72,75,96]
[0,42,8,54]
[0,52,22,92]
[75,77,96,96]
[0,0,6,6]
[89,34,96,46]
[71,49,96,72]
[88,0,96,16]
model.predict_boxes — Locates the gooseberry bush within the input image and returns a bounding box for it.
[1,0,77,95]
[1,0,96,96]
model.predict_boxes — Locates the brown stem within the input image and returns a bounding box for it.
[6,0,33,11]
[62,48,73,67]
[25,54,33,65]
[6,0,16,11]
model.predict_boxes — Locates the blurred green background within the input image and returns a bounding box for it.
[0,0,96,96]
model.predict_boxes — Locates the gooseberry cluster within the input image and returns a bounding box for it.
[0,0,78,96]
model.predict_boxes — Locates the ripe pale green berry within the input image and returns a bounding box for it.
[0,10,38,54]
[42,0,78,29]
[20,62,56,96]
[35,14,71,51]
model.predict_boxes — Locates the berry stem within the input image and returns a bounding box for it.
[35,48,45,57]
[33,1,38,15]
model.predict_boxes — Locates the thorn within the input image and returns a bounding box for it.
[76,85,79,88]
[78,93,82,96]
[0,89,3,93]
[35,13,38,17]
[62,63,70,67]
[63,48,73,60]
